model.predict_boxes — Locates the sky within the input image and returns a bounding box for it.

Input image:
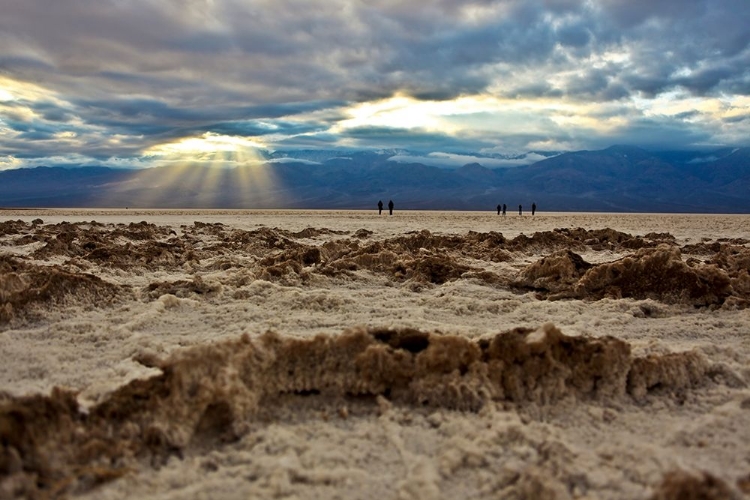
[0,0,749,171]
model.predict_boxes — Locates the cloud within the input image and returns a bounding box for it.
[338,126,492,152]
[201,120,324,138]
[587,115,716,150]
[265,157,322,165]
[0,0,748,170]
[556,21,592,49]
[389,151,553,169]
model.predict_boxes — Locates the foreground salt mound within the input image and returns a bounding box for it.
[0,324,724,498]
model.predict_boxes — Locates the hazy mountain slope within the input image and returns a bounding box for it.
[0,146,748,212]
[494,146,745,212]
[692,148,750,197]
[0,167,133,207]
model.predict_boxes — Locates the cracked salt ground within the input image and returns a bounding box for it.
[1,210,750,499]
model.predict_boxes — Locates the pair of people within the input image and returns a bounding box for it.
[378,200,394,215]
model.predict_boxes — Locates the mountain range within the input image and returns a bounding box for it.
[1,145,748,212]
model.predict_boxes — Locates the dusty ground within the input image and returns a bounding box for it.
[1,209,749,499]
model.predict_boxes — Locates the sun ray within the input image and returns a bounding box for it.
[121,133,282,208]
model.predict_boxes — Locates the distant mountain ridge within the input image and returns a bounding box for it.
[0,146,748,212]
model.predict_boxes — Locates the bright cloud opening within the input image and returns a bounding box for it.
[127,132,280,207]
[334,93,628,142]
[147,133,267,158]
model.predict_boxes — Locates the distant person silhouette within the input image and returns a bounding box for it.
[497,204,501,215]
[378,200,383,215]
[388,199,394,215]
[532,202,537,216]
[502,204,506,216]
[519,204,522,216]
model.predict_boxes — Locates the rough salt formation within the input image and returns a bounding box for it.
[2,217,749,499]
[1,221,749,327]
[649,469,739,500]
[517,245,747,307]
[515,250,593,293]
[0,324,721,499]
[574,245,732,305]
[518,245,741,307]
[0,255,122,326]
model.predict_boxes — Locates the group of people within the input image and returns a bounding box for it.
[376,199,536,215]
[377,200,394,215]
[497,202,537,216]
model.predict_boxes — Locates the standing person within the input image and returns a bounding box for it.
[518,204,522,216]
[497,204,501,215]
[502,204,507,216]
[378,200,383,215]
[532,202,537,216]
[388,199,394,215]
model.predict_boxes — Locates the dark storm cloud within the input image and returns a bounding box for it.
[724,115,750,124]
[71,97,344,124]
[50,96,344,147]
[34,104,76,123]
[504,82,565,100]
[555,22,592,49]
[1,114,65,136]
[0,55,55,73]
[675,63,747,96]
[561,68,632,102]
[361,3,568,98]
[273,132,342,149]
[17,131,56,141]
[202,120,324,138]
[588,116,715,150]
[3,1,747,101]
[340,126,492,152]
[0,0,748,168]
[599,0,750,96]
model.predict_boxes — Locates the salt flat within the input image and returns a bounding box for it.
[1,210,749,499]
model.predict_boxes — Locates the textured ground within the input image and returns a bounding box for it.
[1,210,749,499]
